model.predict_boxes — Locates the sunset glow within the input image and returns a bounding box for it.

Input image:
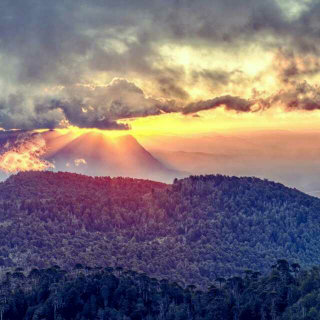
[0,0,320,190]
[0,133,54,173]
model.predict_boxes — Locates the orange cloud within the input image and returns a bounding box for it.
[0,133,54,174]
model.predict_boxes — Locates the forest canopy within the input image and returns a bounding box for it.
[0,259,319,320]
[0,171,320,288]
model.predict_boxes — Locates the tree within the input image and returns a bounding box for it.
[216,277,226,289]
[0,293,8,320]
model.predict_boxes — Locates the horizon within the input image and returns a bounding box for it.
[1,127,320,196]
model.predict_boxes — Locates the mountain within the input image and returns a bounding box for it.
[151,149,318,194]
[46,132,187,183]
[0,130,186,183]
[138,132,262,156]
[139,131,320,193]
[151,149,320,195]
[152,150,240,174]
[1,171,320,287]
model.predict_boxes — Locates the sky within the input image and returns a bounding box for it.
[0,0,320,135]
[2,0,320,190]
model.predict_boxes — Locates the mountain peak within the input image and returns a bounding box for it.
[41,131,185,183]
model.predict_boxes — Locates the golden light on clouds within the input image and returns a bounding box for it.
[154,43,277,101]
[1,0,320,136]
[55,126,130,140]
[128,107,320,138]
[0,134,54,173]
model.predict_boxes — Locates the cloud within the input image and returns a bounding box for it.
[156,76,190,100]
[1,0,320,130]
[182,80,320,115]
[269,81,320,111]
[192,69,238,87]
[0,132,54,173]
[2,75,320,133]
[0,78,180,131]
[2,0,320,87]
[39,78,179,130]
[274,49,320,83]
[2,1,320,77]
[37,98,131,131]
[74,159,87,167]
[182,95,255,114]
[40,80,260,127]
[0,93,64,130]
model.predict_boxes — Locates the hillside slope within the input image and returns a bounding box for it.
[1,172,320,287]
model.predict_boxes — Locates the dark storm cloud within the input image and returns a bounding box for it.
[183,96,255,114]
[1,0,320,130]
[182,81,320,115]
[274,49,320,83]
[261,81,320,112]
[2,0,319,86]
[192,70,234,87]
[36,99,131,131]
[191,69,251,91]
[0,79,178,130]
[33,79,179,130]
[0,93,64,130]
[60,78,179,118]
[157,76,190,100]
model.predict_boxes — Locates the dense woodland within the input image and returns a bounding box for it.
[1,259,320,320]
[1,171,320,288]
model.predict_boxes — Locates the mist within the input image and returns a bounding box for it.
[142,130,320,195]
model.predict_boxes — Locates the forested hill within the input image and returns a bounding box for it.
[0,171,167,200]
[1,171,320,287]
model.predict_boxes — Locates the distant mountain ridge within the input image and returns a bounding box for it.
[144,131,320,194]
[1,171,320,287]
